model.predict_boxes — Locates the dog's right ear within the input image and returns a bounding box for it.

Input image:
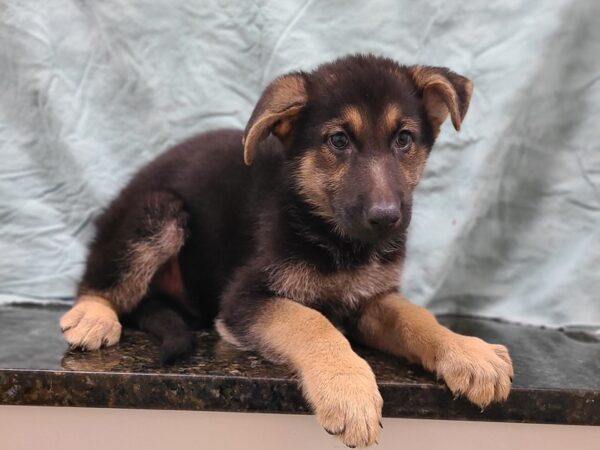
[243,72,308,165]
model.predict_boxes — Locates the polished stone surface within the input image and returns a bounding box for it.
[1,304,600,424]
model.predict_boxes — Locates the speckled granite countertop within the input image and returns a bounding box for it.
[1,304,599,424]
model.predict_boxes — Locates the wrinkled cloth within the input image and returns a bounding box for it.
[0,0,599,327]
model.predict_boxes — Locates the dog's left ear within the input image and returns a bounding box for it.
[242,72,308,165]
[409,66,473,136]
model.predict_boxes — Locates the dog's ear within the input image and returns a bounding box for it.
[409,66,473,136]
[242,72,308,165]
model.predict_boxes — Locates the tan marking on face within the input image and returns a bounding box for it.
[341,105,364,137]
[382,103,401,134]
[252,298,382,447]
[319,143,349,200]
[328,164,347,199]
[265,258,402,307]
[294,150,335,220]
[356,292,513,408]
[401,144,428,189]
[320,117,345,138]
[378,104,426,189]
[60,295,121,350]
[319,141,338,166]
[382,104,420,136]
[400,117,420,135]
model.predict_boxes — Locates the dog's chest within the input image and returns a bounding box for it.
[265,259,401,307]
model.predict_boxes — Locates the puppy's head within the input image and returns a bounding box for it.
[243,54,473,243]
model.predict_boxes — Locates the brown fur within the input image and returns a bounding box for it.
[381,103,402,134]
[409,65,473,135]
[61,214,185,350]
[400,144,429,188]
[243,73,307,165]
[251,298,383,448]
[356,293,513,407]
[293,150,336,220]
[265,258,402,307]
[84,218,185,314]
[342,105,365,137]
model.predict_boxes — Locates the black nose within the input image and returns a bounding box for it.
[366,204,401,231]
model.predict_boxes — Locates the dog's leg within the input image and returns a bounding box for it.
[355,293,513,408]
[216,298,382,448]
[61,191,187,350]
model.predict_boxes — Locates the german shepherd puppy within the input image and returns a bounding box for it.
[60,54,513,447]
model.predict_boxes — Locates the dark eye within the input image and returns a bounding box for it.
[394,130,413,152]
[328,132,350,151]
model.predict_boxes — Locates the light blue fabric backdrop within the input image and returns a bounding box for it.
[1,0,598,327]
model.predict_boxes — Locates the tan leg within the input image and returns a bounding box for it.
[60,295,121,350]
[250,298,383,448]
[61,191,188,352]
[356,293,513,408]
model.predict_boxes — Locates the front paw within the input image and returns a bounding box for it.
[435,335,513,408]
[303,355,383,448]
[60,295,121,350]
